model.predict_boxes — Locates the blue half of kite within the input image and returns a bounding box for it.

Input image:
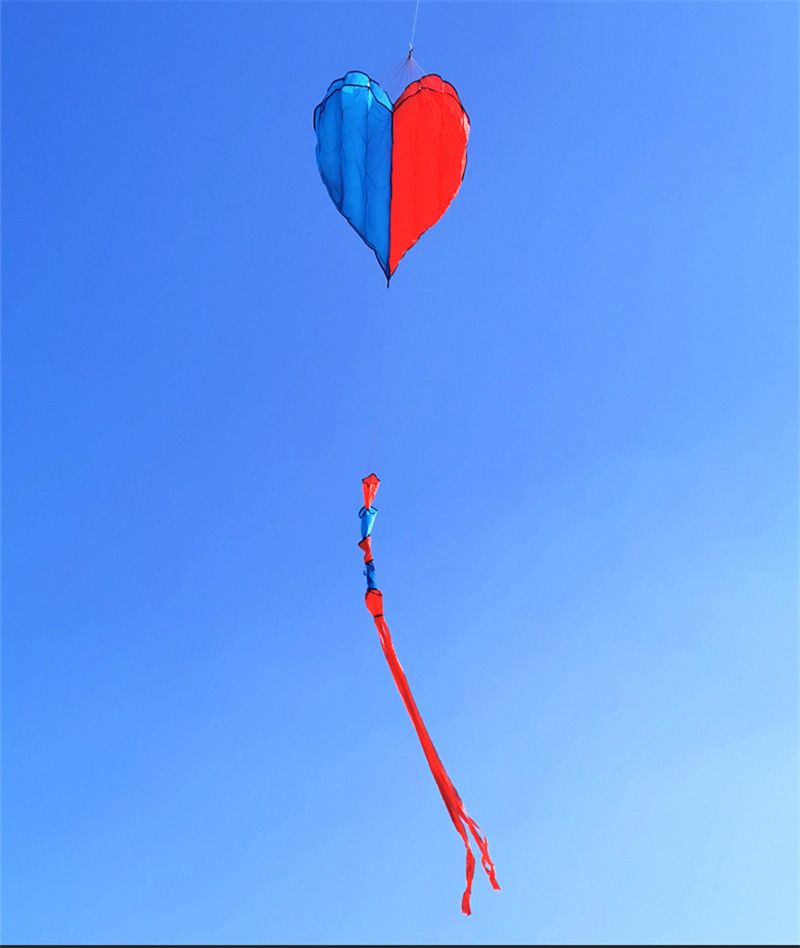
[313,72,393,278]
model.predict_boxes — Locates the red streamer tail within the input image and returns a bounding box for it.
[373,614,499,914]
[359,474,498,914]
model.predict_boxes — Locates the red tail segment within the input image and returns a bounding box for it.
[358,474,499,914]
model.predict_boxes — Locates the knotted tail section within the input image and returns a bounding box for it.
[358,473,500,914]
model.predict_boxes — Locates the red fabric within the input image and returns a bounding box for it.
[366,604,500,914]
[365,588,384,617]
[358,536,373,563]
[389,76,470,276]
[362,473,380,510]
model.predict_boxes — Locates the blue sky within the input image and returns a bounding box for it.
[3,1,797,943]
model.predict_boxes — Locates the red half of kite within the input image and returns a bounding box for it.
[357,473,500,914]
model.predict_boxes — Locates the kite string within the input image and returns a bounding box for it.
[368,309,386,472]
[409,0,421,54]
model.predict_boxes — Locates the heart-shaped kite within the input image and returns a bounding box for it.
[313,71,470,283]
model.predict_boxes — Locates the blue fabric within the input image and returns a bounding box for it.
[364,560,377,590]
[314,72,392,279]
[359,505,378,539]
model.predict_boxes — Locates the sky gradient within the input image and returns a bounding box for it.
[3,1,798,943]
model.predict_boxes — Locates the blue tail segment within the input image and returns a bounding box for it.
[313,72,393,279]
[359,505,378,539]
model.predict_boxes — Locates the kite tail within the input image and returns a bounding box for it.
[358,473,499,915]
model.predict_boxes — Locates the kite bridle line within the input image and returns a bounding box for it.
[385,0,423,98]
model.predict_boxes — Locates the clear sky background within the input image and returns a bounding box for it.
[3,1,797,944]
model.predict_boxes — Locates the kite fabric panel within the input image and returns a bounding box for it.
[314,72,470,282]
[357,474,500,914]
